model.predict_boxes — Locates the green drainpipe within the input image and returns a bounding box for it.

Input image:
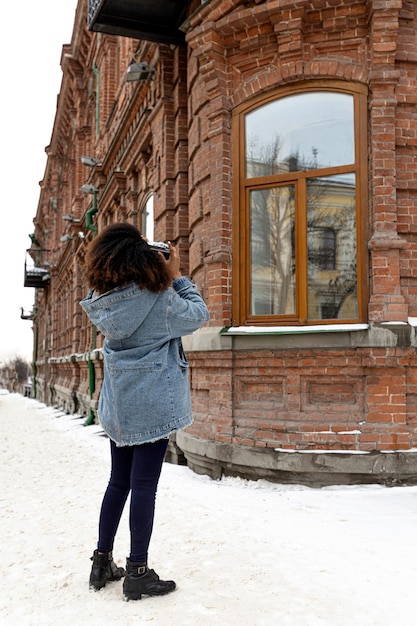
[84,325,97,426]
[83,57,99,423]
[32,308,39,399]
[93,62,100,137]
[84,190,98,426]
[85,192,98,233]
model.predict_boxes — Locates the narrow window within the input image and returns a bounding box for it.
[142,194,154,241]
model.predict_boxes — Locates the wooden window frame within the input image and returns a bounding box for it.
[232,80,368,327]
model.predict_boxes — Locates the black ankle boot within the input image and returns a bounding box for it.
[89,550,125,591]
[123,559,176,601]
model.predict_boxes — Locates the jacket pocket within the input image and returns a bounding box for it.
[107,345,164,373]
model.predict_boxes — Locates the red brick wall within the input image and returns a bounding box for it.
[182,0,417,453]
[188,347,416,451]
[30,0,417,465]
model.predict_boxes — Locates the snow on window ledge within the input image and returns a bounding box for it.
[222,323,369,335]
[222,319,417,335]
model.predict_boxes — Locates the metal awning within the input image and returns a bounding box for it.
[24,266,50,289]
[24,250,51,289]
[88,0,190,44]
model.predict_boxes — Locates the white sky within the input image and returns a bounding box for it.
[0,0,78,364]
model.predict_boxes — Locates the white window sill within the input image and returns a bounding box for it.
[222,323,369,335]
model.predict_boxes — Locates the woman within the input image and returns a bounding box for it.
[80,222,209,601]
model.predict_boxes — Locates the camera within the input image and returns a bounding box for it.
[148,241,170,259]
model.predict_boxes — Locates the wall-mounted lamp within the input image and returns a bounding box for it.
[81,156,101,168]
[60,234,73,243]
[62,214,81,222]
[126,61,156,83]
[81,183,99,195]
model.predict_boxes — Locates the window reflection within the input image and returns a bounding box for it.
[307,174,357,320]
[250,186,296,316]
[245,92,354,177]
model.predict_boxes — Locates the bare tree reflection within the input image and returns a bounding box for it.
[248,136,357,320]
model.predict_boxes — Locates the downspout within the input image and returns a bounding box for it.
[84,59,100,425]
[84,190,98,425]
[93,62,100,137]
[85,192,98,233]
[32,306,39,399]
[84,327,97,426]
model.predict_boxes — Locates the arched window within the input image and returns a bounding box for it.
[233,83,368,326]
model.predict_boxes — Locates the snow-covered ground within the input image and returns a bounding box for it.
[2,390,417,626]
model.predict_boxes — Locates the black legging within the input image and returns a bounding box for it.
[97,437,169,563]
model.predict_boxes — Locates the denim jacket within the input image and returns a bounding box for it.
[80,276,209,446]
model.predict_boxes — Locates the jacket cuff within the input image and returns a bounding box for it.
[172,276,192,291]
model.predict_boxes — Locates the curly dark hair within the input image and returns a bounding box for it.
[83,222,172,294]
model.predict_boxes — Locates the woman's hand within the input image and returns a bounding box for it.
[163,242,181,280]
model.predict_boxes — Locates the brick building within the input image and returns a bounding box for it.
[24,0,417,485]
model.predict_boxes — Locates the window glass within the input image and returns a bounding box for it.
[245,92,354,177]
[307,173,357,320]
[250,186,296,316]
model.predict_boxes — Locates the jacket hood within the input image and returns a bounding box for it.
[80,283,160,340]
